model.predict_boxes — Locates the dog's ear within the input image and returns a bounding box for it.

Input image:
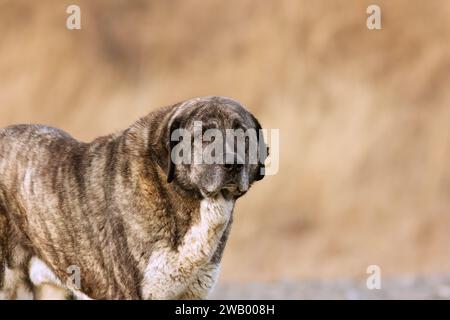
[166,116,181,183]
[250,114,266,181]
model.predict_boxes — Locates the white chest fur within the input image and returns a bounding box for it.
[142,195,234,300]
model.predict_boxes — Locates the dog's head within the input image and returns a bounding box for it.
[163,96,267,199]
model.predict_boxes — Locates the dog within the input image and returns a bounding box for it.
[0,96,266,299]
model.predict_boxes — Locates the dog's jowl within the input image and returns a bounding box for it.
[0,96,266,300]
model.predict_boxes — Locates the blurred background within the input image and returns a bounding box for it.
[1,0,450,298]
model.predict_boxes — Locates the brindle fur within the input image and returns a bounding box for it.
[0,96,265,299]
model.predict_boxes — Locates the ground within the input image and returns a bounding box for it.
[212,275,450,299]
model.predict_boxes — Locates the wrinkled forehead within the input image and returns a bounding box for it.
[179,98,253,130]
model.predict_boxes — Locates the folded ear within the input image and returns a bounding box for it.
[250,114,266,181]
[166,116,181,183]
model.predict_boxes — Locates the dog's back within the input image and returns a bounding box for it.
[0,124,75,184]
[0,124,77,224]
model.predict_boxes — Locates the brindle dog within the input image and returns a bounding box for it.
[0,96,266,300]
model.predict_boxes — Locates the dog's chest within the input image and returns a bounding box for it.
[141,196,234,299]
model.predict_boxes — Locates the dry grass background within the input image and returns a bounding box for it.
[1,0,450,284]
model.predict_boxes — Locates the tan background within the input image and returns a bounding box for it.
[1,0,450,285]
